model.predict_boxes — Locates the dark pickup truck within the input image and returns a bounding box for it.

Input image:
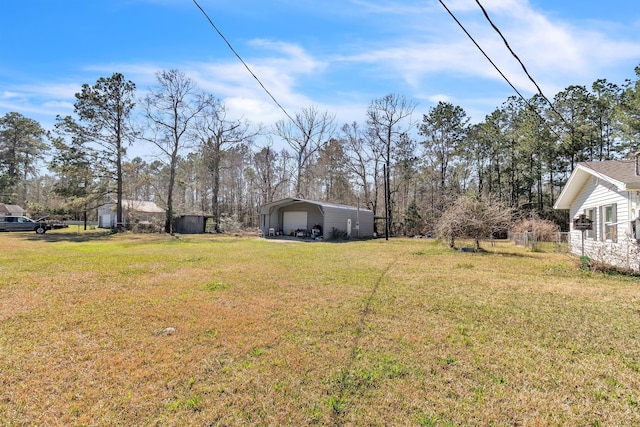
[0,216,51,234]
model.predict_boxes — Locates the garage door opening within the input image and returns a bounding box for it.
[283,211,308,236]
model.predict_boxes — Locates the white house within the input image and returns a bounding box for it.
[554,159,640,271]
[0,203,26,217]
[259,198,374,240]
[97,199,165,229]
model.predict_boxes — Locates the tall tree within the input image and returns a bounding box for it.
[251,143,288,205]
[0,112,47,204]
[195,98,255,232]
[50,115,106,229]
[314,138,355,203]
[419,101,469,213]
[141,69,209,233]
[275,105,335,198]
[74,72,136,230]
[590,79,621,159]
[367,94,416,238]
[122,157,156,202]
[341,122,380,221]
[552,85,594,169]
[620,66,640,153]
[394,132,419,222]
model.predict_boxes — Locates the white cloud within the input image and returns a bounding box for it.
[2,91,22,99]
[423,93,453,104]
[3,0,639,137]
[333,0,640,107]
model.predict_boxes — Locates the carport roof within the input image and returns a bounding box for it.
[260,198,371,214]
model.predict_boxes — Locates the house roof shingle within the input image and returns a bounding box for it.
[555,159,640,210]
[578,160,640,187]
[0,204,25,214]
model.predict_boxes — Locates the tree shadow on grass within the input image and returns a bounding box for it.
[451,246,542,259]
[25,231,116,243]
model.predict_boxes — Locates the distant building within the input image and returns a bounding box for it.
[97,199,165,229]
[0,204,26,217]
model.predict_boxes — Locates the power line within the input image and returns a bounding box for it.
[191,0,297,127]
[438,0,562,138]
[438,0,530,106]
[473,0,569,128]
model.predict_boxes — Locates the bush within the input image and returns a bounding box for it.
[217,214,242,234]
[331,228,349,240]
[511,217,559,242]
[132,219,163,233]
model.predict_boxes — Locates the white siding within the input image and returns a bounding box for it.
[569,176,640,271]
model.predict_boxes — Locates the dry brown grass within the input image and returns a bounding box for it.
[1,230,640,426]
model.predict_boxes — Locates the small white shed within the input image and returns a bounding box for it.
[0,204,26,217]
[97,199,165,229]
[259,198,374,240]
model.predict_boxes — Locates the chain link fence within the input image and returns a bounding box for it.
[509,231,570,253]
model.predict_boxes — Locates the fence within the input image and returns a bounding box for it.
[509,231,570,253]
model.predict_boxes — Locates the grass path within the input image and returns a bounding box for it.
[327,250,402,426]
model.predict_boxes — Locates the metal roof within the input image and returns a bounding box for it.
[101,199,165,213]
[259,198,372,214]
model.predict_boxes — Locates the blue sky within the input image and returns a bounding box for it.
[2,0,639,152]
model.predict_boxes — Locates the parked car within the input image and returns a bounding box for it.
[0,216,51,234]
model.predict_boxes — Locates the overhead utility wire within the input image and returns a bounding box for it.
[438,0,561,139]
[473,0,569,128]
[192,0,298,127]
[437,0,531,106]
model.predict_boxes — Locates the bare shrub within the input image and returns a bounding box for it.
[436,195,512,250]
[511,217,559,242]
[132,219,164,233]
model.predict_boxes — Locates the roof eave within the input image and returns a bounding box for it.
[554,164,637,210]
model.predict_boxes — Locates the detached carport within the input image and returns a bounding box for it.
[259,198,374,240]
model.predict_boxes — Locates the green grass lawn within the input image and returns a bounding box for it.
[1,230,639,426]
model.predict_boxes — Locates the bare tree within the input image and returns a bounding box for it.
[275,106,335,198]
[366,94,416,238]
[195,98,256,232]
[141,69,209,232]
[436,194,512,250]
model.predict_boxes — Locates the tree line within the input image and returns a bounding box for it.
[1,65,640,234]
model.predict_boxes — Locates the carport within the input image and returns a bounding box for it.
[259,198,374,240]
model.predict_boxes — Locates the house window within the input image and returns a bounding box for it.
[585,207,595,239]
[604,204,617,242]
